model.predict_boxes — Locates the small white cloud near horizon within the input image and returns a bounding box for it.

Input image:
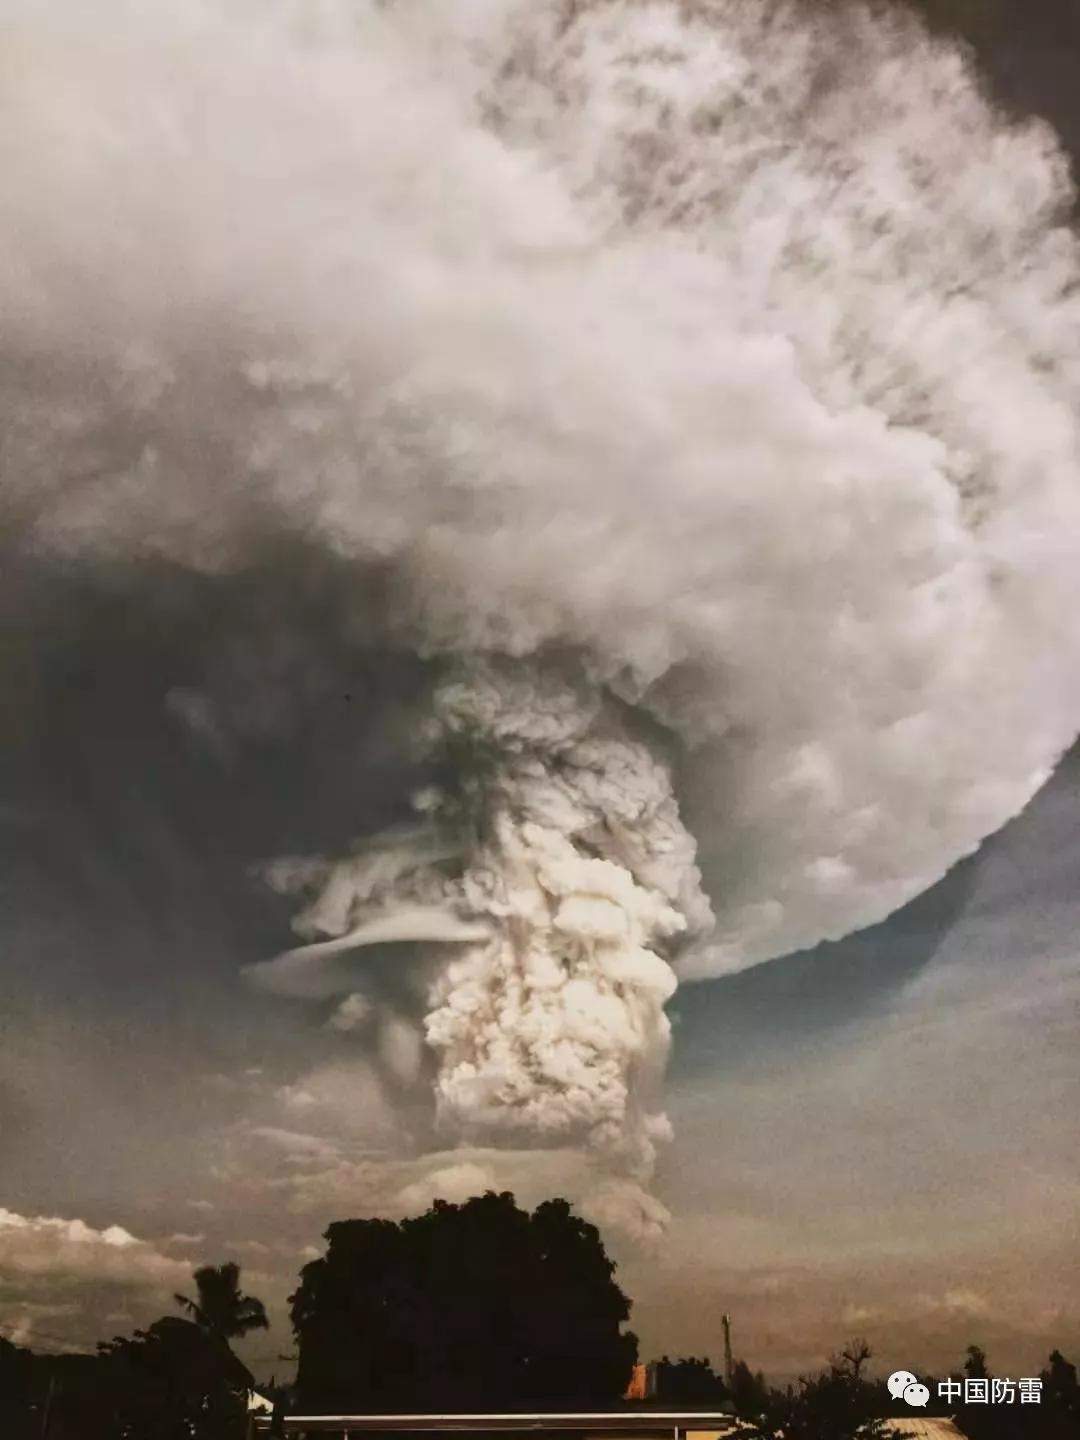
[0,1208,190,1289]
[0,1207,198,1353]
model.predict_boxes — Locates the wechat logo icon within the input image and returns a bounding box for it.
[888,1371,929,1407]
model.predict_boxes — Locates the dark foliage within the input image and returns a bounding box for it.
[175,1261,269,1343]
[1,1318,249,1440]
[756,1338,1080,1440]
[728,1358,769,1421]
[949,1344,1080,1440]
[289,1190,638,1413]
[652,1355,729,1405]
[750,1339,892,1440]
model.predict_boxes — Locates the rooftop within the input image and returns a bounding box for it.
[880,1420,965,1438]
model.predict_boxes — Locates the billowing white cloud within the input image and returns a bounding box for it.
[579,1180,672,1250]
[396,1162,498,1212]
[0,1208,196,1350]
[260,1137,675,1246]
[0,1209,189,1289]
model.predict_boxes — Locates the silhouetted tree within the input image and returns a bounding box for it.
[729,1358,769,1420]
[0,1336,36,1439]
[755,1338,890,1440]
[289,1190,637,1413]
[97,1317,251,1437]
[951,1344,1080,1440]
[1043,1349,1080,1420]
[175,1261,269,1345]
[653,1355,729,1404]
[965,1344,991,1380]
[1,1319,249,1440]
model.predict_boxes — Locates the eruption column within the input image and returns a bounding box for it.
[260,660,711,1179]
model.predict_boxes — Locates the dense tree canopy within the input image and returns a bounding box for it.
[728,1359,769,1420]
[652,1355,730,1405]
[949,1343,1080,1440]
[1,1318,249,1440]
[753,1339,891,1440]
[289,1191,638,1413]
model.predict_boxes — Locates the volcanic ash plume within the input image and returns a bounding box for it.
[257,659,711,1176]
[7,0,1080,1195]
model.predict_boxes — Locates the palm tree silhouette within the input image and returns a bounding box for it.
[175,1262,269,1346]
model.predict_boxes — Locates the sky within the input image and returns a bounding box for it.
[2,0,1080,1389]
[3,623,1078,1380]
